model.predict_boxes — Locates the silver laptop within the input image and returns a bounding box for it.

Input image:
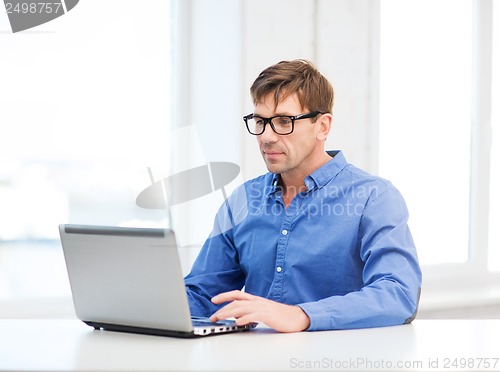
[59,224,256,338]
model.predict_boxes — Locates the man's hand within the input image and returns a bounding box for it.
[210,290,310,333]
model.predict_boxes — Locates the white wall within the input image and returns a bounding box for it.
[177,0,379,182]
[241,0,380,180]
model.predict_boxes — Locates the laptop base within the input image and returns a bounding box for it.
[83,321,255,338]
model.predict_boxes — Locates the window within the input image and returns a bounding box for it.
[380,0,500,305]
[379,0,472,265]
[489,1,500,271]
[0,0,171,305]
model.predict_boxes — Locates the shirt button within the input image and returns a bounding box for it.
[281,229,288,235]
[276,266,282,273]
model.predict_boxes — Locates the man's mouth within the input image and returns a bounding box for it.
[263,151,284,159]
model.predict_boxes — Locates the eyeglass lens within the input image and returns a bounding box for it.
[247,116,294,135]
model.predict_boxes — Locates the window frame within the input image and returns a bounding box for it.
[417,0,500,310]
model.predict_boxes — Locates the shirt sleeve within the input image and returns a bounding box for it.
[298,185,422,331]
[184,200,245,318]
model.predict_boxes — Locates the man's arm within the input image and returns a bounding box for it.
[184,189,248,317]
[299,186,422,330]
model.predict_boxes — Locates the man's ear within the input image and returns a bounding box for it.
[316,113,333,141]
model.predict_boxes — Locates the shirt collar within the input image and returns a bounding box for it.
[265,150,348,196]
[304,150,347,191]
[266,173,280,197]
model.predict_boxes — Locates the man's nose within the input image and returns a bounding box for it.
[259,123,279,143]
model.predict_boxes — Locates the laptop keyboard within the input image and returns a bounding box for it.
[191,317,231,327]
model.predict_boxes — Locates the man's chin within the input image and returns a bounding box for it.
[264,162,285,175]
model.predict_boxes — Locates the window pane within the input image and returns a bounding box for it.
[489,1,500,272]
[379,0,472,265]
[0,0,171,301]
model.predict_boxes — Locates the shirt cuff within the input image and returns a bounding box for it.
[297,302,332,331]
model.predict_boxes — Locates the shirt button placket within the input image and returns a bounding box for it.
[271,225,290,301]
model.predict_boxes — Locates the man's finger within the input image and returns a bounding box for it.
[211,290,255,304]
[234,313,259,326]
[210,306,250,323]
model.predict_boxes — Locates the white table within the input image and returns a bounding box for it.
[0,319,499,371]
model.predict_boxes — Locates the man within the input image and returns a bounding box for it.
[184,59,421,332]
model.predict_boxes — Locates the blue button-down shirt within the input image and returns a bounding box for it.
[185,151,421,330]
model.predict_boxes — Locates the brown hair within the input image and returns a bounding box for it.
[250,59,334,114]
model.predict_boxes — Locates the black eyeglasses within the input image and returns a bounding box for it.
[243,111,324,135]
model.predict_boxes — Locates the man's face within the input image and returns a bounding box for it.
[254,93,325,177]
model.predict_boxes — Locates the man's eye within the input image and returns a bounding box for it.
[276,117,292,125]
